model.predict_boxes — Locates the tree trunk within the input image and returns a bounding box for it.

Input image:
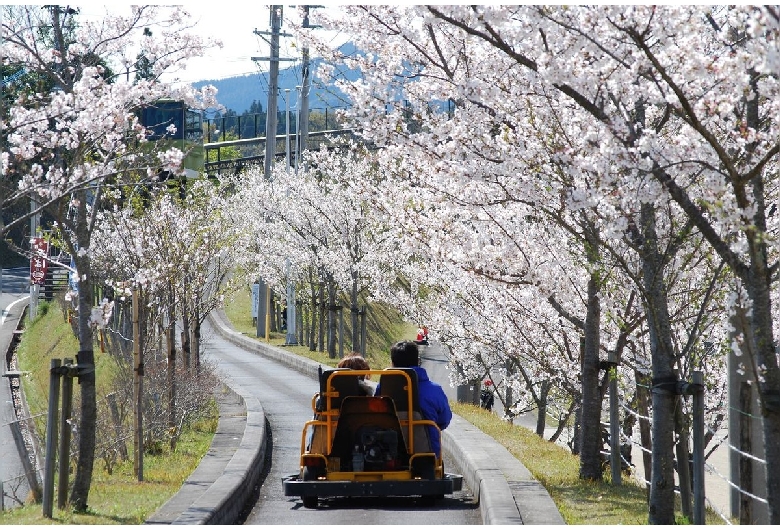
[674,396,693,519]
[297,300,304,346]
[635,369,652,496]
[744,271,780,524]
[571,402,582,456]
[734,66,780,524]
[167,293,177,451]
[579,235,603,480]
[318,282,325,353]
[181,284,191,372]
[192,304,201,372]
[740,381,753,524]
[68,248,96,512]
[327,276,337,359]
[350,273,360,353]
[309,281,317,351]
[536,380,550,437]
[639,203,678,524]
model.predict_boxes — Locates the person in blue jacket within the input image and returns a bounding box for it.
[377,340,452,458]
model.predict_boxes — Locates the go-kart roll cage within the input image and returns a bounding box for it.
[282,367,462,507]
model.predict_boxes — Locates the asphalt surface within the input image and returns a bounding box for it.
[1,268,38,511]
[146,309,565,525]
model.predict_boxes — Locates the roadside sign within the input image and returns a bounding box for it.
[30,238,49,285]
[251,283,259,318]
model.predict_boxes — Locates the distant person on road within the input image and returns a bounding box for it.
[415,326,429,345]
[376,340,452,457]
[337,353,376,396]
[480,379,495,411]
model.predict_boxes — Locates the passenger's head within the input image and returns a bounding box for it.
[390,341,419,368]
[337,354,371,379]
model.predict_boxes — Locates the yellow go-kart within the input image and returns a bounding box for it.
[282,367,463,508]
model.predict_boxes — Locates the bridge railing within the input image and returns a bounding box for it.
[204,107,349,143]
[204,129,357,175]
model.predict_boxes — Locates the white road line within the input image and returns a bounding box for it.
[1,296,30,326]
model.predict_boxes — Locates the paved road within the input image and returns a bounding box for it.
[1,267,35,510]
[153,310,564,524]
[198,319,482,525]
[417,341,457,402]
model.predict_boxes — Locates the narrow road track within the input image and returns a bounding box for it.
[200,320,481,524]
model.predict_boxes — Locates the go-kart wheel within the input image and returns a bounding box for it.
[301,465,323,509]
[303,465,324,480]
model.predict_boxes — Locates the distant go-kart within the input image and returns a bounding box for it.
[282,367,463,508]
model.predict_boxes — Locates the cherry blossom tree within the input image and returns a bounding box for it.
[91,178,244,450]
[225,144,397,357]
[297,5,780,523]
[1,5,218,510]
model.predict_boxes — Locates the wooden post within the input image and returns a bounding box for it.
[42,359,61,518]
[57,358,73,509]
[608,352,621,485]
[739,381,752,524]
[692,371,705,525]
[133,289,144,481]
[338,306,344,358]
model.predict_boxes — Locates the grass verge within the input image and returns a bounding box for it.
[222,284,413,370]
[452,404,728,524]
[0,300,217,525]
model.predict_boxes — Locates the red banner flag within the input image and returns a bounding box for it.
[30,238,49,286]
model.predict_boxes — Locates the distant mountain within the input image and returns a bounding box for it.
[194,42,361,116]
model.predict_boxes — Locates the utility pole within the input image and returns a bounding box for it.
[252,6,294,339]
[284,88,297,345]
[252,6,294,180]
[299,5,315,157]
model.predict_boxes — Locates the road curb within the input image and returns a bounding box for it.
[145,373,267,524]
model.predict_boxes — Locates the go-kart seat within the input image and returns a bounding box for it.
[377,368,433,454]
[317,367,362,412]
[307,367,363,456]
